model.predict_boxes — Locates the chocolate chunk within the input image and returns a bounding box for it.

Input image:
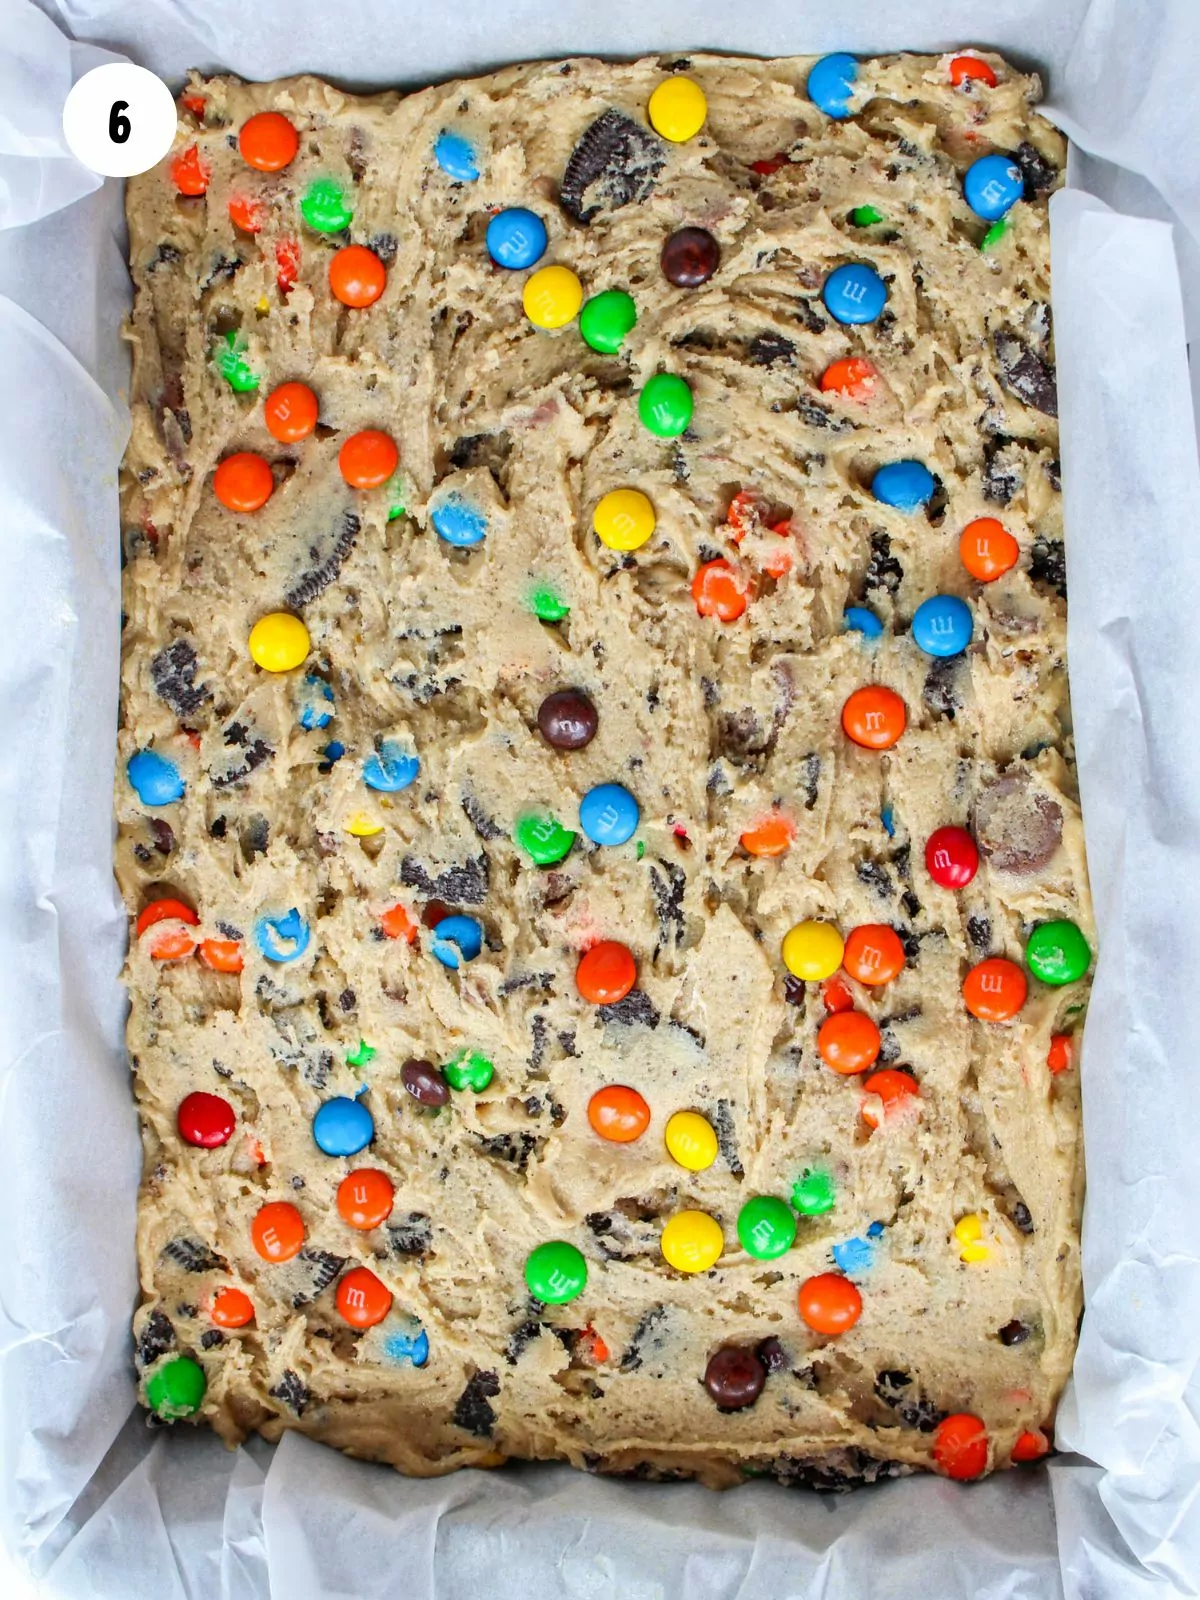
[150,638,209,717]
[864,530,903,595]
[648,859,686,945]
[505,1319,543,1364]
[999,1319,1031,1346]
[857,859,893,897]
[387,1213,432,1257]
[1014,140,1058,197]
[135,1309,176,1368]
[783,975,806,1008]
[974,772,1063,874]
[966,914,992,951]
[269,1370,309,1415]
[599,989,660,1029]
[756,1336,788,1374]
[747,332,796,366]
[283,510,360,609]
[537,688,598,750]
[559,109,666,225]
[621,1304,668,1371]
[200,1329,224,1349]
[461,789,503,840]
[292,1248,345,1307]
[712,1099,744,1176]
[475,1131,539,1167]
[401,1058,449,1106]
[339,988,356,1012]
[661,227,720,287]
[994,331,1058,418]
[162,1237,224,1273]
[210,816,227,838]
[400,852,489,905]
[149,818,176,855]
[923,657,961,719]
[1029,535,1067,598]
[452,1369,500,1436]
[704,1346,766,1410]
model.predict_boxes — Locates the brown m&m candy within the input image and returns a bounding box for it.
[537,688,598,750]
[661,227,720,287]
[401,1058,449,1106]
[703,1345,766,1410]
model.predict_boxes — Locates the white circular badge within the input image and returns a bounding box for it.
[62,63,178,178]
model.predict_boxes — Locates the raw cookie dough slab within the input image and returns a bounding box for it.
[117,49,1089,1488]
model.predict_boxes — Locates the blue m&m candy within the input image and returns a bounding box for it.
[912,594,973,657]
[431,915,483,968]
[385,1320,430,1366]
[434,130,479,182]
[579,783,639,846]
[963,154,1024,222]
[872,460,936,512]
[832,1234,877,1278]
[312,1095,374,1157]
[807,54,858,119]
[822,262,887,325]
[255,908,311,963]
[844,606,883,639]
[431,494,487,547]
[127,749,185,806]
[297,675,334,731]
[363,738,419,793]
[486,208,547,270]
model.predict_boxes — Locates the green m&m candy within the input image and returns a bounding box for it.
[530,585,570,623]
[579,289,637,354]
[300,178,354,233]
[514,813,575,866]
[638,372,693,437]
[146,1356,206,1420]
[443,1049,494,1092]
[213,331,258,393]
[1025,919,1091,986]
[524,1240,587,1304]
[791,1168,836,1216]
[850,205,884,226]
[736,1195,797,1260]
[346,1039,376,1068]
[981,217,1011,252]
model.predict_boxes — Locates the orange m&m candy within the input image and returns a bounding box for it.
[933,1413,989,1479]
[337,1168,396,1230]
[239,111,299,172]
[577,940,637,1005]
[336,1265,393,1328]
[275,238,301,293]
[817,1009,881,1074]
[692,559,750,622]
[210,1287,255,1328]
[842,686,906,750]
[821,975,855,1013]
[962,957,1027,1021]
[171,144,210,196]
[264,382,319,443]
[379,903,418,942]
[198,938,244,974]
[137,897,200,962]
[339,429,399,489]
[1047,1034,1074,1074]
[798,1272,862,1335]
[251,1200,305,1262]
[1012,1427,1051,1463]
[861,1068,919,1129]
[820,357,878,399]
[960,517,1019,582]
[588,1085,651,1142]
[740,811,794,858]
[949,54,998,87]
[843,924,906,986]
[228,193,264,233]
[136,897,199,937]
[329,245,386,308]
[213,452,274,513]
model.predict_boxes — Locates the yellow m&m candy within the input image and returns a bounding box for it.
[648,77,708,143]
[248,612,309,673]
[345,812,384,837]
[523,264,584,330]
[954,1213,991,1263]
[593,488,655,551]
[664,1109,718,1171]
[781,919,844,982]
[661,1209,724,1273]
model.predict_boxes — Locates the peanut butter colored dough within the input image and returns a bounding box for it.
[118,52,1088,1488]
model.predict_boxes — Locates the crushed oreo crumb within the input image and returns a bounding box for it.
[452,1369,500,1436]
[269,1370,310,1415]
[135,1309,176,1369]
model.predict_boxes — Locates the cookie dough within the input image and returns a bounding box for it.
[118,50,1088,1488]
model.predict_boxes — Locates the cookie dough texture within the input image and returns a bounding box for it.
[118,52,1087,1488]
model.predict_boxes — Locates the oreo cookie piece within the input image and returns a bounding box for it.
[283,510,361,609]
[600,989,660,1030]
[161,1237,224,1273]
[452,1368,500,1436]
[994,332,1058,418]
[621,1304,669,1372]
[1014,140,1058,197]
[135,1308,176,1369]
[387,1213,433,1257]
[1029,536,1067,598]
[291,1247,346,1307]
[400,852,489,905]
[560,109,667,225]
[974,771,1063,874]
[150,637,209,717]
[269,1370,310,1415]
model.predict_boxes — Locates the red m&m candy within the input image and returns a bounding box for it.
[925,826,979,889]
[177,1091,236,1148]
